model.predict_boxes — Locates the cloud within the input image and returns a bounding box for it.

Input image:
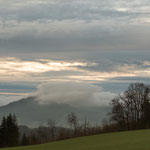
[1,56,150,83]
[0,20,150,53]
[1,53,150,105]
[35,82,116,107]
[0,95,25,106]
[0,0,150,54]
[0,57,95,82]
[0,0,149,22]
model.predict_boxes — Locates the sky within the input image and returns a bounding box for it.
[0,0,150,106]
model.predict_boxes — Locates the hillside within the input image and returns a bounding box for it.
[1,129,150,150]
[0,97,110,127]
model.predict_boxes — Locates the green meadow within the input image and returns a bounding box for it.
[1,129,150,150]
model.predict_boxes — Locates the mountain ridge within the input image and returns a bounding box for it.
[0,97,110,127]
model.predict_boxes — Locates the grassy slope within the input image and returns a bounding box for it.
[2,129,150,150]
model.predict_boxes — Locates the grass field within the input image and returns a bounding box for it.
[1,129,150,150]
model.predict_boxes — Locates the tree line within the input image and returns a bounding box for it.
[1,83,150,148]
[0,113,101,147]
[108,83,150,131]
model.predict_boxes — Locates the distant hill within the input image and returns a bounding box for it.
[0,97,110,127]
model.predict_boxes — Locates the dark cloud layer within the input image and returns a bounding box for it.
[0,0,150,55]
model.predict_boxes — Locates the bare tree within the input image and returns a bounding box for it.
[47,120,57,141]
[82,118,90,136]
[67,112,79,136]
[109,83,150,130]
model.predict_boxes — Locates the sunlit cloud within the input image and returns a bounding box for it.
[0,57,150,84]
[0,92,28,96]
[115,8,129,12]
[0,57,90,74]
[68,72,135,82]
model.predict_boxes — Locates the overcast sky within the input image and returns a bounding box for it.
[0,0,150,106]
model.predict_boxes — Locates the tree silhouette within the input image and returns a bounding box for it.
[0,116,7,147]
[0,114,20,147]
[21,133,29,146]
[47,119,57,141]
[67,112,79,136]
[110,83,150,130]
